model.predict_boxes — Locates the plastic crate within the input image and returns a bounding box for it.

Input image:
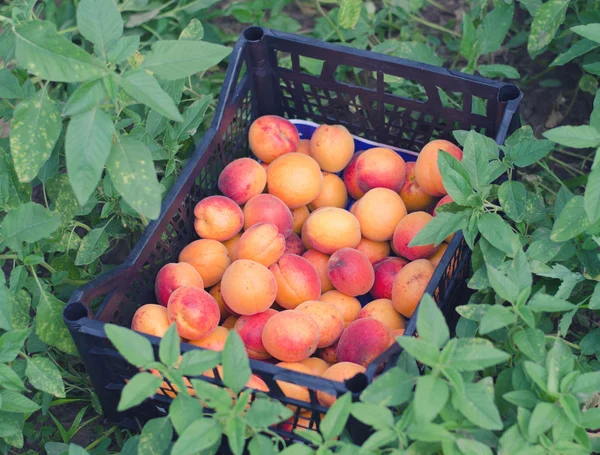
[64,26,522,444]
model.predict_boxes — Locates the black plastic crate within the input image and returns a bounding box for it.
[64,26,522,444]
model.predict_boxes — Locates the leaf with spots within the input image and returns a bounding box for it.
[35,290,77,355]
[527,0,571,58]
[551,196,591,242]
[105,35,140,64]
[107,136,161,220]
[25,356,66,398]
[120,70,183,122]
[66,107,115,205]
[11,290,32,330]
[0,146,31,212]
[0,68,24,99]
[9,87,62,182]
[75,224,110,265]
[338,0,362,29]
[498,181,527,222]
[76,0,123,58]
[47,174,81,224]
[179,19,204,41]
[0,202,61,253]
[14,20,107,82]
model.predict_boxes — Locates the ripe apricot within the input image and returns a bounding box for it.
[188,326,229,351]
[414,140,463,197]
[316,342,339,364]
[391,259,435,318]
[237,222,285,267]
[310,124,354,172]
[179,239,231,287]
[370,257,408,300]
[354,188,407,242]
[428,243,448,267]
[218,158,267,205]
[295,138,311,155]
[267,153,323,209]
[275,362,312,403]
[249,115,299,163]
[355,147,406,193]
[131,304,171,338]
[296,301,344,348]
[220,259,277,315]
[302,249,333,293]
[193,195,243,241]
[308,172,348,210]
[343,151,365,200]
[320,290,361,327]
[392,211,438,260]
[222,233,242,262]
[222,315,239,329]
[354,237,390,264]
[262,310,320,362]
[358,299,405,331]
[243,194,294,238]
[235,309,278,359]
[291,206,310,235]
[167,287,220,340]
[304,207,361,254]
[155,262,204,307]
[328,248,374,297]
[270,254,321,309]
[400,161,437,212]
[336,319,393,368]
[300,357,330,376]
[208,283,231,321]
[318,362,366,407]
[284,233,305,256]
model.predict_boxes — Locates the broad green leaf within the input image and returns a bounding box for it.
[513,328,546,363]
[172,96,212,141]
[527,291,575,312]
[572,24,600,43]
[559,394,581,425]
[479,305,515,334]
[106,136,161,219]
[455,378,503,430]
[321,393,352,440]
[74,224,110,266]
[191,379,233,410]
[480,2,514,54]
[584,167,600,223]
[140,40,232,80]
[47,174,80,224]
[462,130,493,189]
[406,422,454,442]
[179,19,204,41]
[178,349,221,376]
[0,329,31,363]
[416,294,449,349]
[546,340,574,395]
[414,375,449,422]
[460,14,479,62]
[245,398,292,429]
[579,73,598,94]
[529,402,560,439]
[506,139,554,167]
[524,361,548,391]
[360,367,414,406]
[478,64,520,79]
[571,371,600,394]
[169,394,204,434]
[409,211,468,247]
[106,35,140,64]
[438,151,472,205]
[66,108,114,205]
[456,303,490,322]
[158,324,179,367]
[498,181,526,222]
[503,390,539,409]
[105,324,155,368]
[552,39,599,66]
[591,92,600,131]
[0,69,24,98]
[551,195,591,241]
[138,417,172,455]
[581,408,600,430]
[120,70,183,122]
[117,372,162,411]
[171,418,222,455]
[350,403,394,430]
[443,338,510,371]
[392,42,443,66]
[62,79,107,116]
[499,424,529,454]
[397,337,439,366]
[14,20,107,82]
[26,356,66,398]
[10,87,62,182]
[0,147,32,211]
[226,415,245,455]
[543,125,600,149]
[11,290,32,330]
[68,444,89,455]
[527,0,570,58]
[0,202,61,252]
[456,438,493,455]
[36,291,77,355]
[76,0,123,57]
[0,390,41,413]
[477,213,521,256]
[0,283,12,331]
[0,364,26,392]
[248,435,277,455]
[338,0,362,29]
[221,331,251,395]
[590,282,600,310]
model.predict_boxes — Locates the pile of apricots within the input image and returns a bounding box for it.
[130,115,462,408]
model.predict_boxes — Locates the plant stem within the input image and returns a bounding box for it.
[0,254,18,261]
[74,221,92,232]
[544,335,580,350]
[426,0,451,12]
[40,261,57,274]
[562,85,580,124]
[315,0,346,43]
[2,99,15,109]
[549,155,585,176]
[85,425,118,451]
[141,24,162,40]
[58,25,78,35]
[407,14,460,38]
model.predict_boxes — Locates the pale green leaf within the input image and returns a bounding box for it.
[443,338,510,371]
[137,417,172,455]
[513,328,546,363]
[105,35,140,64]
[550,39,599,67]
[76,0,123,57]
[120,70,183,122]
[572,24,600,43]
[25,356,66,398]
[478,64,520,79]
[528,402,560,438]
[543,125,600,149]
[0,202,61,251]
[171,418,222,455]
[584,167,600,223]
[36,291,77,355]
[527,0,570,58]
[455,378,503,430]
[179,19,204,40]
[498,181,527,222]
[0,69,24,98]
[338,0,362,29]
[0,329,31,363]
[222,330,251,395]
[74,226,110,265]
[117,373,162,411]
[47,174,80,224]
[105,323,155,368]
[415,375,449,422]
[416,294,449,349]
[62,79,107,116]
[551,196,591,241]
[0,390,41,413]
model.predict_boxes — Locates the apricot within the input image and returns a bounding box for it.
[179,239,231,287]
[275,362,312,403]
[296,301,344,348]
[317,362,366,407]
[188,326,229,351]
[249,115,299,163]
[304,207,361,254]
[414,140,463,197]
[320,290,361,327]
[428,243,448,267]
[434,195,454,215]
[262,310,321,362]
[220,259,277,315]
[358,299,405,331]
[355,237,390,265]
[237,223,285,267]
[349,200,359,215]
[270,254,321,309]
[392,259,435,318]
[355,148,406,193]
[291,206,310,235]
[300,357,330,376]
[208,283,231,321]
[328,248,374,296]
[308,172,348,210]
[267,153,323,209]
[343,151,365,200]
[222,315,239,329]
[193,196,243,241]
[316,342,339,364]
[284,233,305,256]
[370,257,408,300]
[295,138,311,155]
[392,211,438,260]
[155,262,204,307]
[131,304,171,338]
[400,161,437,212]
[222,233,242,262]
[309,124,354,172]
[235,309,278,360]
[393,328,405,337]
[354,188,407,242]
[218,158,267,205]
[336,319,393,368]
[167,287,220,340]
[243,194,294,238]
[302,249,333,293]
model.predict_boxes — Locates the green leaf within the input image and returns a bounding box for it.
[105,324,155,368]
[551,196,591,241]
[416,294,449,349]
[455,378,503,430]
[178,349,221,376]
[524,361,548,391]
[26,356,66,398]
[120,70,183,122]
[172,96,212,141]
[158,324,179,367]
[248,435,277,455]
[169,394,204,434]
[579,73,598,94]
[584,167,600,223]
[360,367,414,406]
[66,107,115,205]
[106,136,161,220]
[571,371,600,395]
[138,417,172,455]
[479,305,515,335]
[11,290,31,331]
[35,291,77,355]
[513,328,546,363]
[529,402,560,439]
[140,40,232,80]
[503,390,539,409]
[68,444,89,455]
[246,398,292,429]
[443,338,510,371]
[0,364,26,392]
[74,225,110,266]
[0,202,61,251]
[527,291,576,312]
[409,211,468,248]
[321,393,352,440]
[543,125,600,149]
[0,147,32,211]
[191,379,233,410]
[478,213,521,256]
[0,284,12,332]
[221,331,251,395]
[397,337,440,366]
[76,0,123,57]
[350,402,394,430]
[414,375,449,422]
[462,131,494,189]
[62,79,107,116]
[478,64,520,79]
[0,329,30,363]
[179,19,204,40]
[226,415,245,455]
[460,14,479,62]
[572,24,600,43]
[338,0,362,29]
[546,340,573,395]
[14,20,107,82]
[0,390,41,413]
[106,35,140,64]
[456,438,493,455]
[507,139,554,168]
[10,87,62,182]
[498,181,526,222]
[527,0,570,58]
[406,422,454,442]
[550,39,599,67]
[581,408,600,430]
[47,174,80,224]
[171,418,222,455]
[559,394,581,425]
[117,372,162,411]
[0,69,24,98]
[438,151,472,205]
[479,2,514,54]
